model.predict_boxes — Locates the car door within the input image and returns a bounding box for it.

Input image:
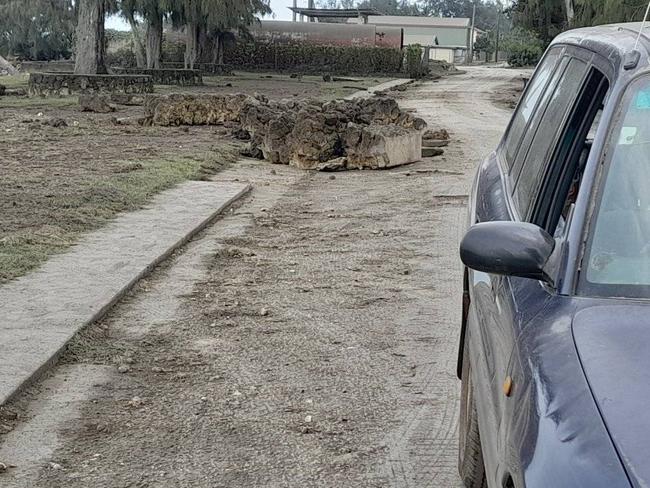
[500,56,612,486]
[470,48,600,482]
[468,46,565,477]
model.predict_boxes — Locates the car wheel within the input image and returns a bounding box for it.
[459,334,488,488]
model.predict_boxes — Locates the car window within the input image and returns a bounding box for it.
[510,57,569,185]
[502,48,562,168]
[532,67,609,238]
[582,75,650,297]
[513,57,589,218]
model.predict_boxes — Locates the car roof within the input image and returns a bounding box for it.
[552,22,650,75]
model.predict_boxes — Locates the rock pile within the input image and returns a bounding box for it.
[144,93,427,170]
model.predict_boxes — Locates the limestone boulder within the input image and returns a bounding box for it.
[144,93,258,126]
[344,123,423,170]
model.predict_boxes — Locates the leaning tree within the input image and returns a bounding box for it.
[174,0,271,70]
[120,0,177,69]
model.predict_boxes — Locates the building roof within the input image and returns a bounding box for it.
[289,7,381,18]
[362,15,471,28]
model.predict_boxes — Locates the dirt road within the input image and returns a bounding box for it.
[0,66,521,487]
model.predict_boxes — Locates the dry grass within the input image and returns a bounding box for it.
[0,146,238,283]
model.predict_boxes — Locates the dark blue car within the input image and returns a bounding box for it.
[458,22,650,488]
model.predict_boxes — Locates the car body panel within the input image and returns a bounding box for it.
[573,304,650,488]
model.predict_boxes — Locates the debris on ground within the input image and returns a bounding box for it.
[79,94,116,113]
[423,128,449,141]
[422,147,444,158]
[144,93,428,171]
[42,117,68,128]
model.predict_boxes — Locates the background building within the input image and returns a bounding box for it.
[358,16,472,63]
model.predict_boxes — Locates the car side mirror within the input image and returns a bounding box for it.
[460,221,556,285]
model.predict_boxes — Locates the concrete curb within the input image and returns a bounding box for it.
[0,181,251,407]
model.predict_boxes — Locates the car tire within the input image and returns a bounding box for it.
[459,334,488,488]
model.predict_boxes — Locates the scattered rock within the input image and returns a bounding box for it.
[260,307,269,317]
[422,147,444,158]
[0,462,6,472]
[79,94,116,113]
[322,74,332,82]
[48,462,63,471]
[329,174,336,180]
[5,87,26,97]
[42,117,67,128]
[128,396,143,407]
[0,84,5,96]
[117,364,130,374]
[289,73,301,79]
[422,139,449,148]
[423,128,449,141]
[231,128,251,140]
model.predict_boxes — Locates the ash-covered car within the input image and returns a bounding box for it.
[458,21,650,488]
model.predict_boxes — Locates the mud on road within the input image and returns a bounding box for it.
[0,66,522,487]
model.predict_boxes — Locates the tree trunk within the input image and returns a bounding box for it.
[0,55,18,75]
[564,0,575,26]
[126,11,146,68]
[146,11,163,69]
[74,0,106,74]
[184,21,199,70]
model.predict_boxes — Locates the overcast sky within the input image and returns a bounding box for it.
[105,0,295,30]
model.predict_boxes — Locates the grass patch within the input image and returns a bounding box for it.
[0,95,77,109]
[0,145,238,283]
[1,74,29,88]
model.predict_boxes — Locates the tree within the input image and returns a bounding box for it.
[120,0,175,68]
[510,0,650,43]
[0,0,76,61]
[509,0,566,43]
[173,0,271,69]
[74,0,109,73]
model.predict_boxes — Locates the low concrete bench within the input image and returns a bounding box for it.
[29,72,154,97]
[112,67,203,86]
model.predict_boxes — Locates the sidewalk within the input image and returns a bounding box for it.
[0,179,250,406]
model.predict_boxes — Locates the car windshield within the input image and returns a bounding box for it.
[583,74,650,297]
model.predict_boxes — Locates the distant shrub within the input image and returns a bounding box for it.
[404,44,428,79]
[224,43,403,75]
[105,47,137,68]
[502,28,545,67]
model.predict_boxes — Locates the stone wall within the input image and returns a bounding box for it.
[29,73,154,97]
[112,67,203,86]
[162,63,233,75]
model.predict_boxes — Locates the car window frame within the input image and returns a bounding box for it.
[530,58,612,235]
[496,46,566,222]
[510,48,593,222]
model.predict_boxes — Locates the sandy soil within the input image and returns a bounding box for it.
[0,66,525,487]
